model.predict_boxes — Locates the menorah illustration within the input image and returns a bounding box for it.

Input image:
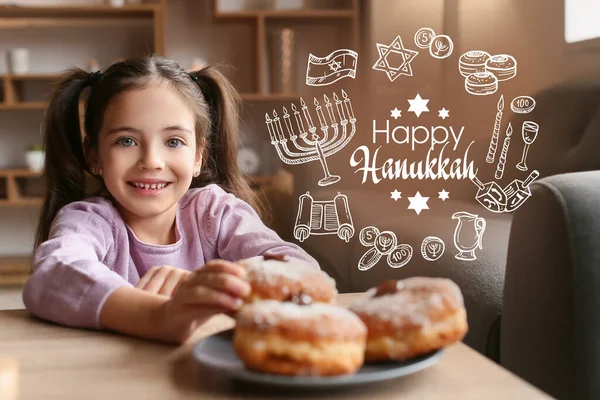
[264,89,357,186]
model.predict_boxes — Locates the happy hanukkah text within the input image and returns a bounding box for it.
[349,120,477,184]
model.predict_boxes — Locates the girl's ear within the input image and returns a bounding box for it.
[83,136,98,170]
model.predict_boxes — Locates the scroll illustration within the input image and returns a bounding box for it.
[358,226,413,271]
[306,49,358,86]
[265,90,357,187]
[294,192,354,243]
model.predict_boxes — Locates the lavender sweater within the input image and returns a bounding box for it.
[22,184,319,329]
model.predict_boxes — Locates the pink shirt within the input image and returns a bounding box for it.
[22,184,318,328]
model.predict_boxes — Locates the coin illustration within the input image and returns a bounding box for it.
[421,236,445,261]
[359,226,380,247]
[374,231,397,255]
[429,35,454,59]
[389,244,413,268]
[414,28,435,49]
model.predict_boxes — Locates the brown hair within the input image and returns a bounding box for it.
[34,55,265,250]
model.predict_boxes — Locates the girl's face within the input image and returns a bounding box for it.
[96,81,202,221]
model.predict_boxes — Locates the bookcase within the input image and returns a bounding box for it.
[0,0,361,285]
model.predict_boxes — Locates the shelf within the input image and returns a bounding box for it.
[0,17,153,29]
[0,4,158,18]
[0,102,47,110]
[214,9,356,19]
[0,168,44,207]
[0,256,31,286]
[240,93,299,102]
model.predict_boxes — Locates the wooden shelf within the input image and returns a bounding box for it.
[214,9,356,19]
[0,17,153,29]
[0,102,47,110]
[0,4,159,18]
[0,168,44,207]
[0,256,31,286]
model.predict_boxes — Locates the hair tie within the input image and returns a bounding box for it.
[189,72,199,82]
[88,70,102,85]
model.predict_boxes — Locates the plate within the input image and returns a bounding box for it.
[192,329,443,389]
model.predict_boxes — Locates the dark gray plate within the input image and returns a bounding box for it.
[192,329,443,389]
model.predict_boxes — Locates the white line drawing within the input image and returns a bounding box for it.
[503,170,540,212]
[407,191,429,215]
[265,90,356,187]
[471,170,540,213]
[471,175,507,213]
[495,122,513,179]
[372,35,419,81]
[516,121,539,171]
[452,212,486,261]
[438,107,450,120]
[459,50,491,77]
[390,107,402,119]
[414,27,435,49]
[429,35,454,59]
[511,96,536,114]
[465,71,498,96]
[438,189,450,201]
[486,95,504,164]
[421,236,445,261]
[306,49,358,86]
[294,192,354,243]
[390,189,402,201]
[407,93,429,117]
[486,54,517,82]
[358,226,413,271]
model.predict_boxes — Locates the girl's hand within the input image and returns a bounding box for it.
[136,265,191,297]
[153,260,251,344]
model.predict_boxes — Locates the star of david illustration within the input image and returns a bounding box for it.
[328,60,341,72]
[372,35,419,81]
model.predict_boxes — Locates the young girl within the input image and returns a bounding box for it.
[22,55,319,344]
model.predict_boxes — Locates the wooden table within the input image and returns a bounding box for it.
[0,293,551,399]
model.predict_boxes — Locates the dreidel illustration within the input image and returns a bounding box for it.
[471,175,507,213]
[503,170,540,212]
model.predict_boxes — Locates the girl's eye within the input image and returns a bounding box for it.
[117,137,135,147]
[167,138,183,148]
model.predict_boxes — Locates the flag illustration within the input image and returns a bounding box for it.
[306,49,358,86]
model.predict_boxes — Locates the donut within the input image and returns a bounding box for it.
[349,278,468,362]
[485,54,517,81]
[234,299,367,376]
[238,254,337,304]
[459,50,490,77]
[465,71,498,96]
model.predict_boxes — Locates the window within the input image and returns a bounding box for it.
[565,0,600,44]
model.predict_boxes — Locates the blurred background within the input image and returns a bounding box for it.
[0,0,598,297]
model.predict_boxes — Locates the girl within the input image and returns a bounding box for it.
[22,55,319,344]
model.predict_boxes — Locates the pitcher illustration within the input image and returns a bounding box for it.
[452,211,486,261]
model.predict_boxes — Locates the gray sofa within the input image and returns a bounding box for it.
[296,77,600,399]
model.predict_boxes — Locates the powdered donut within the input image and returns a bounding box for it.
[459,50,491,77]
[238,254,337,304]
[349,278,468,361]
[234,299,367,376]
[485,54,517,81]
[465,71,498,96]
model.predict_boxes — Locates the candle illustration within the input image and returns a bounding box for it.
[300,97,315,130]
[272,111,286,141]
[291,103,306,135]
[495,122,513,179]
[333,92,346,123]
[282,107,296,138]
[265,113,276,142]
[323,94,337,126]
[486,94,504,164]
[341,89,355,121]
[314,97,327,130]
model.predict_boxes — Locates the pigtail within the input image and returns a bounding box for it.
[34,68,92,250]
[190,66,268,221]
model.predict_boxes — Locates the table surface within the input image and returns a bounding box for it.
[0,293,552,400]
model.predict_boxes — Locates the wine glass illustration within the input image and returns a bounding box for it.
[516,121,539,171]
